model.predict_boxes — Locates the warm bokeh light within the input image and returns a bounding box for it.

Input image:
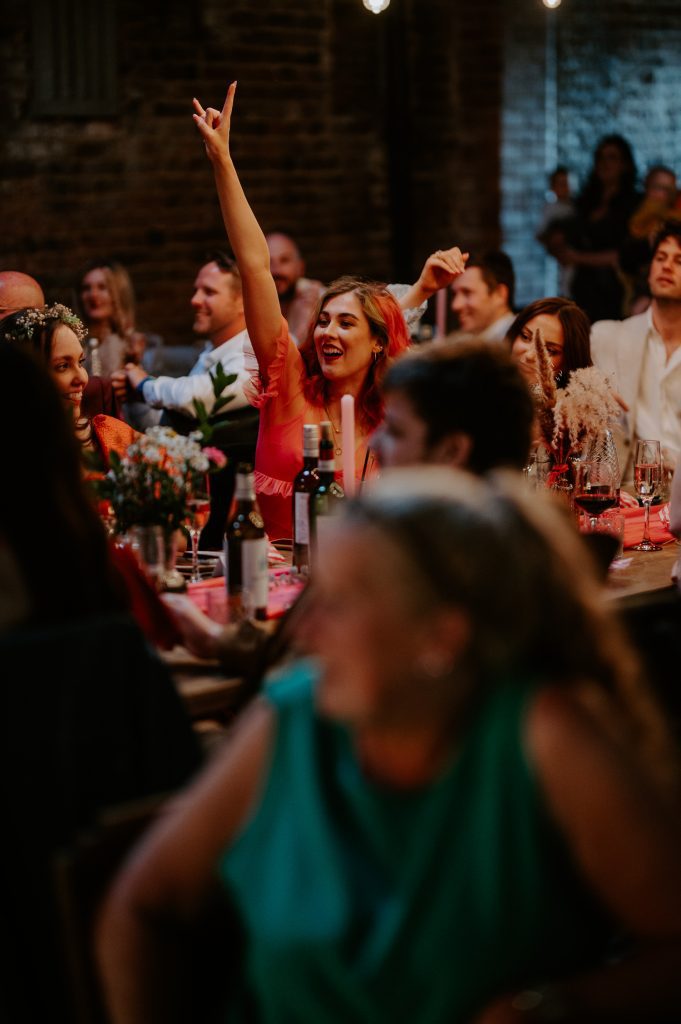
[542,0,562,8]
[362,0,391,12]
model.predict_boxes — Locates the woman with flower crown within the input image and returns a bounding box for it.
[190,83,468,539]
[0,303,138,467]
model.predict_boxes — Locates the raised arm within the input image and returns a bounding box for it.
[193,84,283,377]
[398,246,469,312]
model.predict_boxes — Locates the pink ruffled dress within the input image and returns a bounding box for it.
[244,319,377,540]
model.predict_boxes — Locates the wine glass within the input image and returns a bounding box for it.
[185,477,211,583]
[573,461,617,529]
[633,439,662,552]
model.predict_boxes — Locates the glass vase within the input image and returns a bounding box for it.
[549,468,574,515]
[129,525,165,589]
[584,429,621,496]
[128,525,185,592]
[160,529,186,593]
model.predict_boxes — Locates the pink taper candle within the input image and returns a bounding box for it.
[435,287,448,339]
[341,393,356,496]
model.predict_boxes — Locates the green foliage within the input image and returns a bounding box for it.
[191,366,238,443]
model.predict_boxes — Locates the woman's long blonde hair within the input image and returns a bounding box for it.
[77,261,137,340]
[349,466,679,798]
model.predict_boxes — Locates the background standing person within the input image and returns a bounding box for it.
[556,134,640,323]
[190,83,467,539]
[97,467,681,1024]
[620,165,679,315]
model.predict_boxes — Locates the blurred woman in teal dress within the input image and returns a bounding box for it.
[98,464,681,1024]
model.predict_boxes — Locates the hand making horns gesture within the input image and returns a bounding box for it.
[192,81,237,163]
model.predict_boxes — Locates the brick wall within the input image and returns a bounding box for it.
[3,2,679,342]
[502,0,681,307]
[2,0,505,344]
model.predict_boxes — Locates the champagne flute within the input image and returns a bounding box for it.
[186,477,211,582]
[633,439,662,552]
[574,461,617,530]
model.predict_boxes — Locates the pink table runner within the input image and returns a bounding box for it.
[186,567,305,623]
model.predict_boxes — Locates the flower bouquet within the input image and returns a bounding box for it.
[531,331,622,487]
[96,426,226,535]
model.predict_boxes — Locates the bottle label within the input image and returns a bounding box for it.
[294,492,310,545]
[235,473,256,501]
[241,537,268,616]
[318,458,335,473]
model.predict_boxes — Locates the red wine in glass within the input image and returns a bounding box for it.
[574,486,617,517]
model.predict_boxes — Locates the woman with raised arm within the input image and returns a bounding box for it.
[191,83,467,539]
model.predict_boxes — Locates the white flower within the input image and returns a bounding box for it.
[553,366,621,450]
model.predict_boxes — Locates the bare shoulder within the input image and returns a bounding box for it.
[524,683,681,933]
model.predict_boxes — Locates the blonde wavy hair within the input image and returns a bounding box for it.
[348,466,679,798]
[77,261,137,340]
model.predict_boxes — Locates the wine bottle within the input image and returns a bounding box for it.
[310,422,345,567]
[292,423,320,575]
[224,464,268,622]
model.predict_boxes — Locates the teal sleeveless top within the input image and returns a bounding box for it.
[220,660,610,1023]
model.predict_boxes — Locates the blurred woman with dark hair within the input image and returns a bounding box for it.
[507,296,592,389]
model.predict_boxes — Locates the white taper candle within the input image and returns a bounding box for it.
[341,393,356,496]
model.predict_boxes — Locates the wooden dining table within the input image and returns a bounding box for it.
[606,543,679,602]
[163,644,246,723]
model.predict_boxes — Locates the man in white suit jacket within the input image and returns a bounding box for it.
[591,221,681,482]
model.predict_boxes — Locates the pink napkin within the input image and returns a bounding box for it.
[622,505,675,549]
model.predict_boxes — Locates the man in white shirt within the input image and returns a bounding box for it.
[591,221,681,481]
[113,252,252,419]
[449,251,516,343]
[113,253,259,547]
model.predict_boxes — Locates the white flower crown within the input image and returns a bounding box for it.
[6,303,87,344]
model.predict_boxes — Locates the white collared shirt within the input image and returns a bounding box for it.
[141,328,251,417]
[635,309,681,460]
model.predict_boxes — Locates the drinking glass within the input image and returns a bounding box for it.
[522,446,551,491]
[633,439,662,552]
[573,461,617,529]
[185,478,211,583]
